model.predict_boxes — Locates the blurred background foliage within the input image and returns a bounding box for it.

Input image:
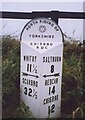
[1,35,84,119]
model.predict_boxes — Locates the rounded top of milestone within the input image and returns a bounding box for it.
[20,18,63,43]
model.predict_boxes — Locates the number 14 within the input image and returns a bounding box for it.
[49,86,55,95]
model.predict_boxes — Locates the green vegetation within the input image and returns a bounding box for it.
[62,40,84,118]
[2,35,20,118]
[1,35,84,118]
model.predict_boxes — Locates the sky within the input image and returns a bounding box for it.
[0,0,85,41]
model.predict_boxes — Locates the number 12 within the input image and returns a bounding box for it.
[48,104,55,115]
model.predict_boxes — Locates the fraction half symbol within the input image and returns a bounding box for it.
[32,64,37,73]
[33,89,37,99]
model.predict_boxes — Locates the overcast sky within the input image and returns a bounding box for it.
[0,0,85,41]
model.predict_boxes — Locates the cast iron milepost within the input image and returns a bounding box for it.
[1,10,85,118]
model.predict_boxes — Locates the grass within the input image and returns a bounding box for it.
[1,35,84,118]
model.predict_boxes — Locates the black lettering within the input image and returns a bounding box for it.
[42,56,61,63]
[45,46,47,49]
[41,46,44,49]
[22,78,38,87]
[36,46,39,49]
[43,57,45,62]
[43,95,58,105]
